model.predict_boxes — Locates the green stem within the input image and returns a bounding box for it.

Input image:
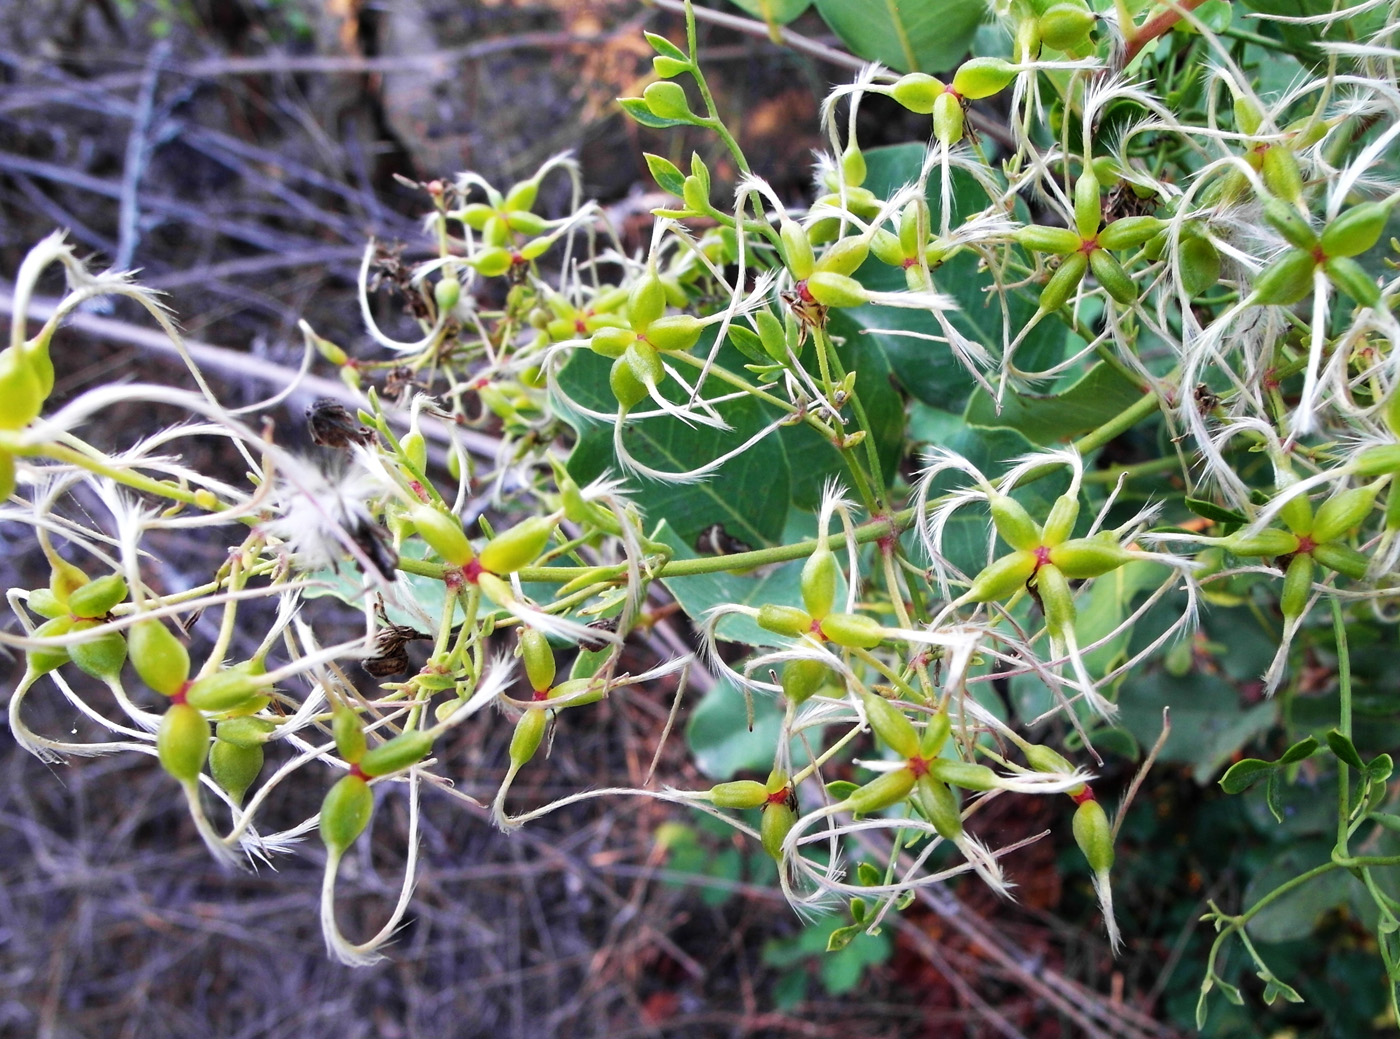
[1333,597,1352,850]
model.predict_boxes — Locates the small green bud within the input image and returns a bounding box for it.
[1072,797,1114,873]
[1252,250,1316,307]
[645,314,704,352]
[1035,562,1076,640]
[1263,198,1317,251]
[989,494,1042,552]
[1219,528,1301,557]
[1312,541,1370,580]
[1090,248,1137,305]
[890,72,944,114]
[0,348,44,431]
[761,799,797,861]
[1261,146,1303,206]
[434,277,460,314]
[211,739,263,805]
[1039,3,1096,50]
[1015,225,1082,255]
[757,604,814,638]
[68,621,127,682]
[781,658,830,704]
[503,178,539,212]
[66,574,128,618]
[920,710,951,757]
[1321,201,1393,258]
[1179,236,1222,298]
[932,91,964,145]
[216,716,276,749]
[1233,95,1263,135]
[914,775,963,840]
[469,246,513,278]
[814,237,870,277]
[27,615,73,675]
[1311,484,1378,543]
[840,143,866,188]
[479,516,554,575]
[129,619,190,697]
[927,758,999,791]
[1024,743,1076,776]
[804,272,869,308]
[185,669,267,713]
[359,730,435,777]
[860,690,921,758]
[627,274,667,331]
[510,707,548,768]
[1074,171,1101,238]
[1354,444,1400,477]
[1041,493,1080,546]
[158,702,210,784]
[1325,257,1381,308]
[411,505,475,567]
[682,174,709,213]
[1039,251,1088,312]
[590,326,635,359]
[964,551,1037,603]
[1280,552,1315,621]
[951,57,1016,100]
[521,628,556,692]
[710,780,769,809]
[1097,216,1164,251]
[819,612,885,649]
[320,774,374,855]
[800,547,840,619]
[780,219,816,280]
[27,588,66,619]
[846,766,916,815]
[333,705,367,764]
[1048,538,1136,579]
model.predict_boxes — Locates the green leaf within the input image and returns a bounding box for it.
[684,676,782,780]
[1184,497,1248,525]
[1259,972,1305,1006]
[644,31,688,62]
[1369,752,1395,783]
[1279,735,1321,765]
[856,861,882,887]
[1266,770,1284,825]
[848,897,867,923]
[1219,757,1276,795]
[826,923,861,952]
[617,96,694,129]
[728,0,813,25]
[1326,729,1366,770]
[726,324,770,364]
[963,362,1144,446]
[813,0,984,73]
[644,153,686,196]
[1370,812,1400,834]
[826,780,860,800]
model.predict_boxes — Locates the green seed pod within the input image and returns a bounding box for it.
[890,72,944,114]
[434,277,460,315]
[914,775,963,840]
[504,178,539,211]
[157,702,210,784]
[49,556,89,604]
[1312,484,1379,543]
[1233,95,1263,135]
[210,739,263,805]
[757,604,815,638]
[412,505,475,567]
[710,780,769,809]
[1312,541,1370,580]
[800,547,840,620]
[761,799,797,861]
[814,237,870,277]
[66,574,128,618]
[645,314,703,352]
[1219,528,1301,557]
[521,627,556,692]
[1039,251,1088,312]
[129,618,190,697]
[927,758,999,792]
[932,91,964,146]
[846,766,916,815]
[1253,250,1316,307]
[1090,248,1138,305]
[1097,216,1164,251]
[320,774,374,855]
[1039,3,1096,51]
[781,658,830,704]
[778,219,817,281]
[1263,198,1318,251]
[590,326,634,359]
[469,247,513,278]
[1035,563,1076,640]
[1280,552,1315,621]
[1041,493,1080,546]
[1024,743,1075,776]
[1261,145,1304,206]
[1015,225,1082,255]
[28,615,73,675]
[26,588,66,619]
[804,272,869,308]
[217,715,276,749]
[359,730,435,777]
[510,707,548,768]
[1325,257,1381,308]
[185,669,266,713]
[1179,236,1221,298]
[546,677,606,707]
[401,428,428,473]
[627,274,667,332]
[964,550,1037,603]
[1072,797,1114,873]
[479,516,554,574]
[1321,201,1393,258]
[0,347,44,431]
[819,612,885,649]
[1354,444,1400,477]
[68,621,127,682]
[642,80,695,122]
[860,691,921,758]
[333,705,367,764]
[840,143,866,188]
[951,57,1016,99]
[1074,171,1101,238]
[459,203,496,231]
[1048,538,1137,580]
[989,493,1042,551]
[899,199,928,255]
[920,710,951,757]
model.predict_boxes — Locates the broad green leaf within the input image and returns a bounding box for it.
[1219,757,1276,795]
[1279,734,1321,765]
[728,0,812,25]
[644,153,686,196]
[964,362,1145,446]
[685,675,786,780]
[644,31,688,62]
[617,96,694,129]
[1079,558,1161,679]
[1326,729,1365,770]
[813,0,984,73]
[1368,753,1394,783]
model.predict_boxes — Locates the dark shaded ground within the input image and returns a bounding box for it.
[0,3,1192,1037]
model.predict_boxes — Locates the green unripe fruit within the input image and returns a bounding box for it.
[67,574,128,618]
[643,80,695,121]
[710,780,769,809]
[780,219,816,280]
[470,247,513,277]
[459,203,495,230]
[891,72,944,113]
[216,716,276,749]
[158,702,210,784]
[129,619,190,697]
[1263,199,1317,251]
[1072,797,1114,873]
[1039,3,1096,50]
[900,199,928,255]
[1311,485,1378,543]
[479,516,554,574]
[1220,528,1301,557]
[510,707,548,768]
[49,556,88,603]
[1048,538,1137,579]
[1233,95,1263,135]
[320,774,374,855]
[932,91,964,145]
[1313,542,1370,580]
[951,57,1016,99]
[1325,257,1381,308]
[965,551,1037,603]
[645,314,703,352]
[1024,743,1076,776]
[928,758,999,791]
[1280,552,1315,621]
[846,766,916,815]
[28,615,73,675]
[1253,250,1316,306]
[521,628,556,692]
[800,547,840,619]
[1090,247,1137,305]
[840,143,866,188]
[1041,493,1080,546]
[860,690,921,758]
[1039,251,1088,312]
[990,494,1042,551]
[211,739,263,805]
[1015,225,1081,255]
[818,612,885,649]
[914,775,963,840]
[504,178,540,211]
[590,326,634,359]
[68,621,127,682]
[1321,201,1393,258]
[781,658,830,704]
[434,277,460,315]
[814,237,870,277]
[185,670,266,713]
[1035,563,1076,640]
[26,588,66,619]
[920,710,951,757]
[1354,444,1400,476]
[757,604,814,638]
[0,347,44,431]
[1074,171,1101,238]
[411,505,474,567]
[804,272,869,308]
[761,799,797,861]
[333,705,366,764]
[546,677,605,707]
[359,730,435,777]
[1261,146,1303,205]
[1097,216,1164,251]
[401,429,428,473]
[628,275,667,332]
[1179,236,1221,298]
